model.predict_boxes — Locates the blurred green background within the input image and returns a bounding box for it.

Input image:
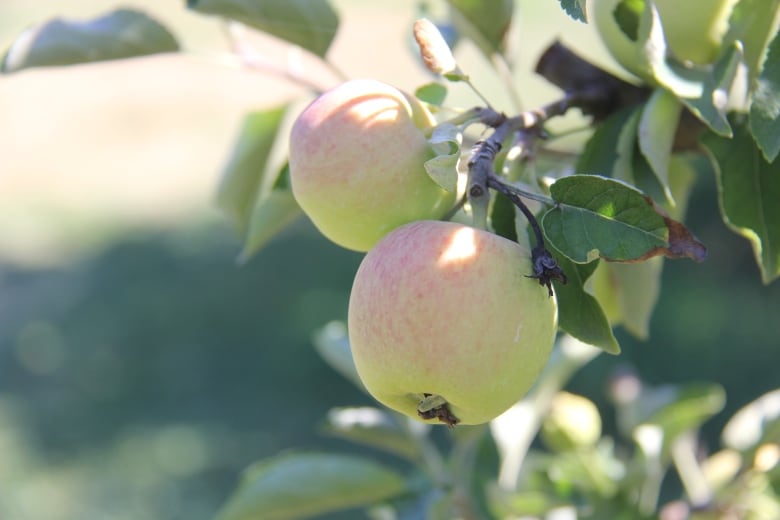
[0,1,778,519]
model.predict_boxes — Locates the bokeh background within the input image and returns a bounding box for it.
[1,1,778,519]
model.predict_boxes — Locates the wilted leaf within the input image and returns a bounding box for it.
[424,123,461,193]
[1,9,178,73]
[556,0,588,23]
[216,452,406,520]
[446,0,513,58]
[750,29,780,163]
[188,0,339,58]
[216,107,289,234]
[543,175,707,264]
[321,407,420,460]
[413,18,459,76]
[550,250,620,354]
[701,123,780,284]
[589,155,697,339]
[638,88,682,204]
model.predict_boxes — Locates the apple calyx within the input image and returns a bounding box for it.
[417,393,460,427]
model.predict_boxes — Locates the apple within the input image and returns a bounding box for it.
[541,391,602,452]
[347,220,558,426]
[288,79,455,252]
[588,0,738,78]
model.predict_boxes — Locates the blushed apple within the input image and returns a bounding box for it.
[347,220,558,426]
[289,79,455,252]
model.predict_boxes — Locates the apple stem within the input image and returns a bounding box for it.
[487,175,567,296]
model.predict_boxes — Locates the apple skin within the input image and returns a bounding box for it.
[348,220,558,425]
[288,79,455,252]
[588,0,738,78]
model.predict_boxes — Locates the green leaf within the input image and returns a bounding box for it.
[446,0,513,58]
[750,29,780,163]
[312,321,366,391]
[701,122,780,284]
[543,175,707,263]
[415,82,448,106]
[576,106,642,185]
[638,88,683,204]
[556,0,588,23]
[590,155,697,339]
[552,253,621,354]
[1,9,179,73]
[216,452,406,520]
[630,2,738,136]
[321,407,420,461]
[188,0,339,58]
[424,123,461,193]
[490,193,518,242]
[592,259,663,340]
[216,107,289,234]
[238,187,301,263]
[642,383,726,442]
[724,0,780,89]
[678,42,741,138]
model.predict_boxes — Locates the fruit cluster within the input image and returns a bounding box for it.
[289,79,558,426]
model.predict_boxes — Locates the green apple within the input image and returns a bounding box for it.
[347,220,558,426]
[588,0,738,78]
[288,79,455,252]
[541,391,602,452]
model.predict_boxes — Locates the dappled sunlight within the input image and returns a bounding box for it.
[438,226,477,265]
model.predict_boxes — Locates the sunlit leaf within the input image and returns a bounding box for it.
[701,122,780,284]
[446,0,513,58]
[629,1,737,137]
[542,175,707,264]
[556,0,588,23]
[415,82,448,106]
[638,88,682,204]
[321,407,420,460]
[1,9,179,73]
[216,452,406,520]
[678,42,741,138]
[424,123,461,193]
[216,107,289,234]
[750,29,780,163]
[722,388,780,451]
[724,0,780,89]
[188,0,339,58]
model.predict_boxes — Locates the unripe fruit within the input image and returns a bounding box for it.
[348,220,558,426]
[288,79,455,252]
[588,0,737,78]
[541,391,602,452]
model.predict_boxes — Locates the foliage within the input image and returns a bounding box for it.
[3,0,778,518]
